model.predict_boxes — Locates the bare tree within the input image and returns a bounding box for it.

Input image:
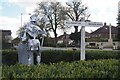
[35,2,67,46]
[65,0,90,33]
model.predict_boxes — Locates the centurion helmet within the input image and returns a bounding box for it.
[30,14,38,22]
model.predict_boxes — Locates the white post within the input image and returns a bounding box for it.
[21,13,31,28]
[109,24,112,40]
[21,13,23,27]
[64,20,103,60]
[80,17,85,60]
[108,23,113,44]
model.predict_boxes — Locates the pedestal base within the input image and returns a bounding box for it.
[18,43,34,65]
[107,39,113,48]
[108,39,113,43]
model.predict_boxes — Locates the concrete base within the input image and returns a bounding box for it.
[108,38,113,43]
[106,39,113,48]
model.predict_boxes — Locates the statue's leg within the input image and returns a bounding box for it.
[28,50,34,65]
[37,49,41,65]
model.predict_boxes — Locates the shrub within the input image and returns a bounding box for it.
[86,50,119,60]
[42,50,118,63]
[2,50,18,65]
[2,49,118,65]
[2,59,119,78]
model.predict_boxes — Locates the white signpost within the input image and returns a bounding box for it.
[64,21,103,27]
[65,20,103,60]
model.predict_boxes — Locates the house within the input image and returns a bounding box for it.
[56,23,118,48]
[85,31,91,38]
[90,23,118,41]
[0,30,12,43]
[86,23,118,48]
[57,32,73,45]
[0,30,12,49]
[57,32,90,47]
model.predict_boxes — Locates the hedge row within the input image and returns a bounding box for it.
[42,50,119,63]
[2,50,18,65]
[2,59,119,78]
[2,49,119,65]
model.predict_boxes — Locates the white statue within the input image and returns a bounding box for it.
[19,13,47,65]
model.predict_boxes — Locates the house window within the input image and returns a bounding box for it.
[89,43,95,46]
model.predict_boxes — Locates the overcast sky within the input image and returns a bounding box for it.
[0,0,119,38]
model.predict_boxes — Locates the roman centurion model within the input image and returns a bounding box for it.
[18,13,47,65]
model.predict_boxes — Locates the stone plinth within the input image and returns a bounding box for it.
[18,43,34,65]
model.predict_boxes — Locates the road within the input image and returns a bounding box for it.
[41,47,118,51]
[14,46,118,51]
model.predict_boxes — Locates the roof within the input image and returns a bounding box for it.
[91,23,118,35]
[0,30,11,35]
[57,33,70,40]
[57,31,90,40]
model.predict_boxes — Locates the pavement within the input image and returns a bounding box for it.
[41,47,118,51]
[14,46,119,51]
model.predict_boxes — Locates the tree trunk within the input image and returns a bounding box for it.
[74,26,78,47]
[74,26,78,33]
[54,33,57,47]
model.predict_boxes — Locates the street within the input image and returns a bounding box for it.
[41,47,118,51]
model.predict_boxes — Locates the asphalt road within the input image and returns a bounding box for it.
[41,47,118,51]
[14,46,118,51]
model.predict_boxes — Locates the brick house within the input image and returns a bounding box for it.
[90,23,118,41]
[57,32,90,46]
[56,23,118,47]
[57,32,73,45]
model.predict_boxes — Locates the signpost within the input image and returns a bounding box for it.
[64,21,103,27]
[65,20,103,60]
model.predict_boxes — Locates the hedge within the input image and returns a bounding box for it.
[1,49,119,65]
[2,59,119,79]
[42,50,119,63]
[2,50,18,65]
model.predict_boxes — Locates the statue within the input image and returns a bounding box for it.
[18,13,47,65]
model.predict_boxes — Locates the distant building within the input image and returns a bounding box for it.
[57,32,73,45]
[90,23,118,41]
[0,30,12,49]
[56,23,118,48]
[86,23,118,48]
[85,32,90,38]
[57,32,90,47]
[0,30,12,43]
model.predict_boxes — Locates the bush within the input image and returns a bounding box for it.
[42,50,119,63]
[2,42,12,49]
[2,49,119,65]
[85,50,119,60]
[2,59,119,78]
[2,50,18,65]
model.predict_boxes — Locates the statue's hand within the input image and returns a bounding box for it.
[42,34,46,37]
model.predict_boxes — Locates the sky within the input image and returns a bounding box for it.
[0,0,119,39]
